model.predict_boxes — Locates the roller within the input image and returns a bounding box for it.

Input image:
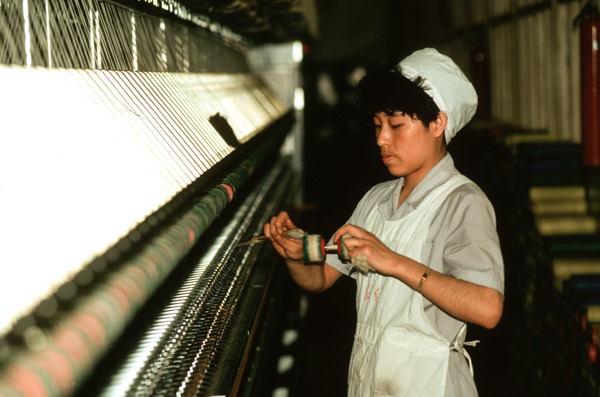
[302,233,372,273]
[302,233,353,262]
[237,230,373,273]
[302,234,327,262]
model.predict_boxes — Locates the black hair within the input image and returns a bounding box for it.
[356,66,440,125]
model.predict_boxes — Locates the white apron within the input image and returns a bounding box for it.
[348,174,471,397]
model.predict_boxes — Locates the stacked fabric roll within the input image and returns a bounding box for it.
[503,136,600,395]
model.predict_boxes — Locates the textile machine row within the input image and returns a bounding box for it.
[0,0,317,395]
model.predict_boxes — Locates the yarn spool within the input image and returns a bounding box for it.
[337,233,352,261]
[302,234,326,262]
[335,234,371,273]
[302,233,372,273]
[302,232,354,262]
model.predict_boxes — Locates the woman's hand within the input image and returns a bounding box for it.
[334,224,403,276]
[334,224,504,329]
[263,211,304,264]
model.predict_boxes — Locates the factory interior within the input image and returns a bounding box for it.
[1,0,600,396]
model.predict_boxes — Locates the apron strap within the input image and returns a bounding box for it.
[450,323,480,377]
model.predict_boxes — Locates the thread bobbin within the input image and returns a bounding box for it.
[337,234,352,261]
[302,233,354,263]
[302,234,326,262]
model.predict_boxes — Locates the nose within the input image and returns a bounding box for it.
[376,125,390,148]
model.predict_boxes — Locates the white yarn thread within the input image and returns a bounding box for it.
[350,254,373,274]
[286,229,305,239]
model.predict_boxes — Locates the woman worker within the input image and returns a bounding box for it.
[264,48,505,397]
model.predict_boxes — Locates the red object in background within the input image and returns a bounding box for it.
[581,4,600,167]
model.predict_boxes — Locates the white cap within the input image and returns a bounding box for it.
[397,48,478,144]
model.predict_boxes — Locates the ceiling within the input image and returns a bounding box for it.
[185,0,441,65]
[307,0,452,65]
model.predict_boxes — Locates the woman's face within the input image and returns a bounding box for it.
[374,111,443,182]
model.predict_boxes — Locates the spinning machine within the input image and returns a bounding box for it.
[0,0,317,395]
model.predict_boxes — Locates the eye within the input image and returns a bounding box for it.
[388,116,404,130]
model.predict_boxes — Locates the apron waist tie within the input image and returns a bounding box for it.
[450,324,479,377]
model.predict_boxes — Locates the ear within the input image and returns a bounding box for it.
[430,112,448,139]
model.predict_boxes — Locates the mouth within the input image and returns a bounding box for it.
[381,154,395,163]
